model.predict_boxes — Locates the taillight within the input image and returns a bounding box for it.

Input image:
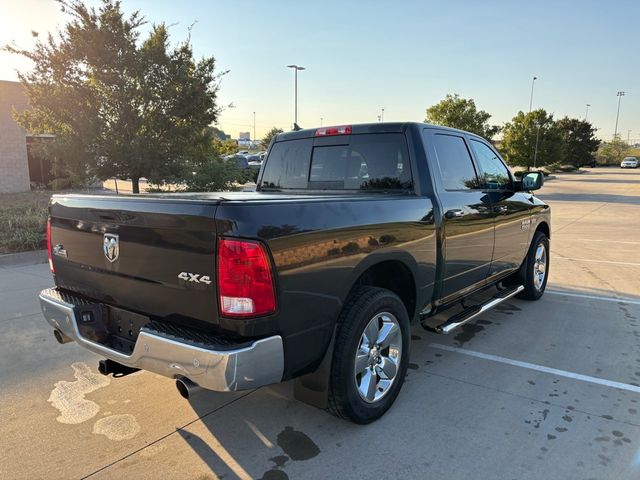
[217,238,276,318]
[46,218,54,273]
[315,125,352,137]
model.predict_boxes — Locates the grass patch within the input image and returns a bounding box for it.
[0,190,52,254]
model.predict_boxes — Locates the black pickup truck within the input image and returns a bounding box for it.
[40,122,550,423]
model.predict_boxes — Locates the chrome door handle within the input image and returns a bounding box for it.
[445,209,464,219]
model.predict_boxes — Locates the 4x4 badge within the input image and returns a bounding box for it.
[103,234,119,263]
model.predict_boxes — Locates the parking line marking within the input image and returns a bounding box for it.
[546,290,640,306]
[555,257,640,267]
[557,238,640,245]
[429,343,640,394]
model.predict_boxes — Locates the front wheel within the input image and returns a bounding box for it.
[327,286,410,423]
[517,231,550,300]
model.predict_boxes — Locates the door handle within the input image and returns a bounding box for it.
[445,209,464,219]
[493,205,508,214]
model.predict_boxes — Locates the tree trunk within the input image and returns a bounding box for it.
[131,177,140,194]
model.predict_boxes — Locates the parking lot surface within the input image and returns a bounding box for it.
[1,167,639,480]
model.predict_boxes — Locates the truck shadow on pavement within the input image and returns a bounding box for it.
[119,283,640,480]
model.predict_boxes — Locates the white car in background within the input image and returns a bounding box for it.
[621,157,638,168]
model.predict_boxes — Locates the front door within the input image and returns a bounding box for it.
[468,139,531,278]
[427,131,495,300]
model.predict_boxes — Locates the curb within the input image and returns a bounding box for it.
[0,249,48,268]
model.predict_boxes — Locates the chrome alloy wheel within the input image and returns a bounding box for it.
[533,243,547,290]
[354,312,402,403]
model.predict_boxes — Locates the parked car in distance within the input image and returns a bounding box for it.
[226,154,249,169]
[247,156,263,170]
[621,157,639,168]
[40,122,550,424]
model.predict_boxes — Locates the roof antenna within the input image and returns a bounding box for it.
[293,123,302,131]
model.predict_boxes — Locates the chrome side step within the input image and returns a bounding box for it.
[435,285,524,334]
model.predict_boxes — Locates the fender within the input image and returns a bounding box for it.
[341,248,422,304]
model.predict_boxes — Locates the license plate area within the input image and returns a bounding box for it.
[74,303,149,354]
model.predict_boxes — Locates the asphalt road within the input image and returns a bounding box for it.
[1,167,639,480]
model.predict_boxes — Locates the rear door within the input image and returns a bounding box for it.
[425,130,494,301]
[468,139,531,278]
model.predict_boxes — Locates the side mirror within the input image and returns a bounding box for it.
[521,171,544,191]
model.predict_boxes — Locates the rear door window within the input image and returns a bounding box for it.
[431,134,479,190]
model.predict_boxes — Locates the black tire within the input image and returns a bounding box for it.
[327,286,410,424]
[517,231,550,300]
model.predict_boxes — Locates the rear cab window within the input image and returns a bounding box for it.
[260,133,413,192]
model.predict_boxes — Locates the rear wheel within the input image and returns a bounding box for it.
[518,231,549,300]
[327,286,410,423]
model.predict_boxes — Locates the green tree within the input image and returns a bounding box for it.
[596,139,631,166]
[500,109,562,169]
[5,0,222,193]
[425,94,500,139]
[261,127,284,150]
[556,117,600,166]
[183,157,243,192]
[207,126,230,141]
[212,138,238,156]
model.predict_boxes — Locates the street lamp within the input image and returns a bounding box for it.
[614,91,625,140]
[585,104,590,121]
[381,107,385,122]
[533,122,542,169]
[320,117,323,127]
[286,64,305,127]
[253,111,256,147]
[529,76,537,113]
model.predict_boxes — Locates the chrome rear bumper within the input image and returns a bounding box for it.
[39,288,284,392]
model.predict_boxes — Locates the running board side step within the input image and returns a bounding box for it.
[434,285,524,334]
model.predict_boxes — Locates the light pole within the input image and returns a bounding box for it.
[585,104,590,121]
[532,117,551,169]
[529,76,537,113]
[628,130,632,144]
[286,64,305,127]
[614,91,625,139]
[253,111,256,147]
[533,122,542,169]
[381,107,385,122]
[320,117,323,127]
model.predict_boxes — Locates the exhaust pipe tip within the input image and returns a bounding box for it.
[176,377,203,399]
[53,329,72,344]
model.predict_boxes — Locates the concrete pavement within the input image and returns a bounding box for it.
[1,167,639,480]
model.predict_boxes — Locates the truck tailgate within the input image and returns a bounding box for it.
[49,194,220,329]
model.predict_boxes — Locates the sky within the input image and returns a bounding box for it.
[0,0,638,141]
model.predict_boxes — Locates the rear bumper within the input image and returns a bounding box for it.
[39,288,284,392]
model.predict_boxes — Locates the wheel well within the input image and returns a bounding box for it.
[536,221,550,239]
[354,260,416,319]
